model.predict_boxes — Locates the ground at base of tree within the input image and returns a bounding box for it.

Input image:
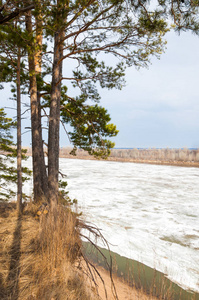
[0,202,162,300]
[89,263,157,300]
[0,202,95,300]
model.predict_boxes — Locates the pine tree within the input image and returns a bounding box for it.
[0,108,31,203]
[2,0,199,206]
[0,15,31,205]
[0,2,34,25]
[0,108,17,201]
[45,0,168,207]
[159,0,199,34]
[16,49,23,213]
[0,0,169,206]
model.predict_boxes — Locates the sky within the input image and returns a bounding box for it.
[1,29,199,149]
[99,30,199,149]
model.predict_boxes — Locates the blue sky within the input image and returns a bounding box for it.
[1,30,199,149]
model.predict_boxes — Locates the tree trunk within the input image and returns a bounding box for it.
[38,95,49,198]
[26,12,48,203]
[17,51,22,214]
[48,30,63,208]
[35,7,49,199]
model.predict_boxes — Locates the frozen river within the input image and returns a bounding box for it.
[23,157,199,293]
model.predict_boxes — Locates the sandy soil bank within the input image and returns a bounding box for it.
[0,202,156,300]
[1,203,198,300]
[92,264,157,300]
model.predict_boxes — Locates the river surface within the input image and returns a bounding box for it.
[23,157,199,293]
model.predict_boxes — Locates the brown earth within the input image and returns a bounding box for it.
[0,202,157,300]
[92,264,157,300]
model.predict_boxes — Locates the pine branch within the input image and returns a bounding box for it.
[0,4,35,25]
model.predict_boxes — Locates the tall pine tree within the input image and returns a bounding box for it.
[2,0,199,206]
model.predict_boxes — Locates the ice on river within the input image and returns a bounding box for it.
[59,158,199,293]
[22,157,199,293]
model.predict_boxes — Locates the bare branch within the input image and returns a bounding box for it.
[79,219,119,300]
[0,4,35,25]
[21,130,31,135]
[62,3,115,44]
[60,119,71,143]
[58,169,67,178]
[61,34,130,62]
[21,108,30,117]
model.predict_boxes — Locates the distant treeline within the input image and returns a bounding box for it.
[16,147,199,163]
[59,147,199,163]
[110,148,199,162]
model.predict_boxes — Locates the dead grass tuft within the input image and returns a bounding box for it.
[1,201,183,300]
[0,203,98,300]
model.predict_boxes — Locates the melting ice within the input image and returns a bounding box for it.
[22,157,199,292]
[60,158,199,293]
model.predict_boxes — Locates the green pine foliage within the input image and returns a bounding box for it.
[158,0,199,34]
[0,1,170,162]
[61,91,118,158]
[0,108,31,201]
[0,0,198,203]
[0,108,17,201]
[1,0,199,193]
[40,0,169,158]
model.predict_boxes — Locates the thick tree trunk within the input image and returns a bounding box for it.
[35,8,49,199]
[38,95,49,198]
[48,31,63,208]
[17,51,22,214]
[26,12,48,203]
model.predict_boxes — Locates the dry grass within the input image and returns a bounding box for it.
[0,202,157,300]
[0,202,100,300]
[1,202,196,300]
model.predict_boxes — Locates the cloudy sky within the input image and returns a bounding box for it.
[1,29,199,149]
[98,30,199,149]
